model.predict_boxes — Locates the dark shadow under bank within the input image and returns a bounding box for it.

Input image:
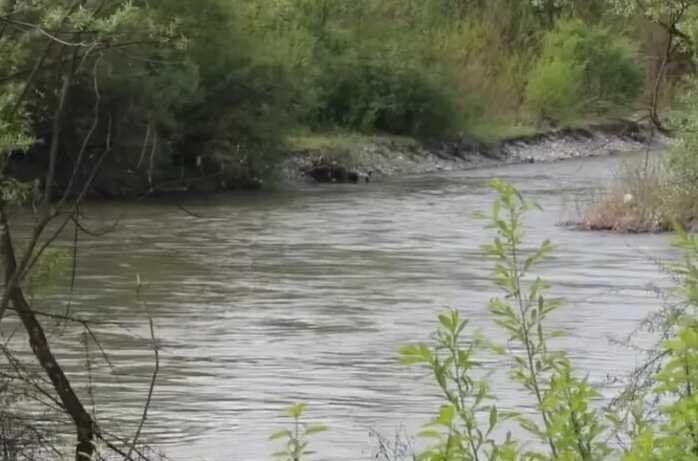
[7,119,663,200]
[285,119,664,185]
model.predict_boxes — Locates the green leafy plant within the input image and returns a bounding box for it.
[484,179,611,460]
[399,310,507,461]
[526,58,584,120]
[526,19,642,119]
[270,403,328,461]
[631,228,698,459]
[401,179,611,461]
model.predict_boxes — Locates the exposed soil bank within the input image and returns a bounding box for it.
[9,121,664,199]
[285,121,667,184]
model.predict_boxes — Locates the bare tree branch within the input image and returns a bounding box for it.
[128,277,160,460]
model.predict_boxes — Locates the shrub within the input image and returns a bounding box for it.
[270,404,327,461]
[309,51,464,137]
[662,141,698,230]
[661,86,698,230]
[526,58,584,119]
[581,79,698,234]
[526,19,643,119]
[579,159,666,232]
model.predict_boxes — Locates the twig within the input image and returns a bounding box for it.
[174,203,205,219]
[128,276,159,460]
[82,332,97,419]
[58,52,104,209]
[71,214,121,238]
[97,434,138,461]
[136,118,152,170]
[57,219,80,332]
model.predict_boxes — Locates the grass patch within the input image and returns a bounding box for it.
[577,157,667,233]
[468,120,539,145]
[287,131,419,152]
[468,113,633,145]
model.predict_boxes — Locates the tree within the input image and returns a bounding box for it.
[611,0,697,131]
[0,1,176,458]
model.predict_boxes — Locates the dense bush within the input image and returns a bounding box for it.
[526,58,584,119]
[309,53,464,137]
[663,146,698,229]
[526,19,643,119]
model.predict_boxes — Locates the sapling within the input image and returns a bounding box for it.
[270,403,328,461]
[401,179,611,461]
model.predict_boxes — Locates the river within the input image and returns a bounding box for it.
[7,152,676,460]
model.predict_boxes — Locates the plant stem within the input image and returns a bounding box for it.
[509,210,559,458]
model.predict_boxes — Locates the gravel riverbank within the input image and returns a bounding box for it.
[283,122,668,184]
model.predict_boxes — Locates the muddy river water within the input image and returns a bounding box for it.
[7,152,676,460]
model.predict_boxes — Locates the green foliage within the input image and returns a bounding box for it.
[610,0,698,25]
[525,58,584,120]
[483,179,611,460]
[402,179,613,461]
[0,0,295,197]
[399,310,505,461]
[622,230,698,460]
[270,403,328,461]
[399,179,698,461]
[661,143,698,230]
[526,20,642,119]
[27,248,71,297]
[310,53,463,137]
[658,83,698,230]
[0,0,664,195]
[248,0,468,138]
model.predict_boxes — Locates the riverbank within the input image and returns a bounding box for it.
[11,120,663,200]
[283,120,666,184]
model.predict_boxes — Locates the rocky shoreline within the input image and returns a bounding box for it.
[284,121,667,184]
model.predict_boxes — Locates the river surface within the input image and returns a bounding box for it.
[6,153,676,460]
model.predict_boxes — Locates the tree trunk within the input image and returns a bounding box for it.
[1,211,95,460]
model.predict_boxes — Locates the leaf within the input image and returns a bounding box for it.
[435,404,456,426]
[398,344,432,365]
[269,430,291,441]
[417,429,443,439]
[438,313,454,331]
[305,424,328,435]
[517,416,544,438]
[286,403,306,419]
[488,406,498,434]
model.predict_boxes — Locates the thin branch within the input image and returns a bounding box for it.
[83,321,115,371]
[174,203,205,219]
[0,17,93,47]
[71,214,121,238]
[22,113,113,282]
[127,277,159,460]
[8,39,54,119]
[136,118,152,169]
[58,219,80,332]
[58,52,104,209]
[97,435,137,461]
[41,62,72,217]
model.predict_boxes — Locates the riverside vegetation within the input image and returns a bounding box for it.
[0,0,691,197]
[1,0,698,460]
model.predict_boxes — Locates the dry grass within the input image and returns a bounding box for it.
[579,188,663,232]
[577,158,668,233]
